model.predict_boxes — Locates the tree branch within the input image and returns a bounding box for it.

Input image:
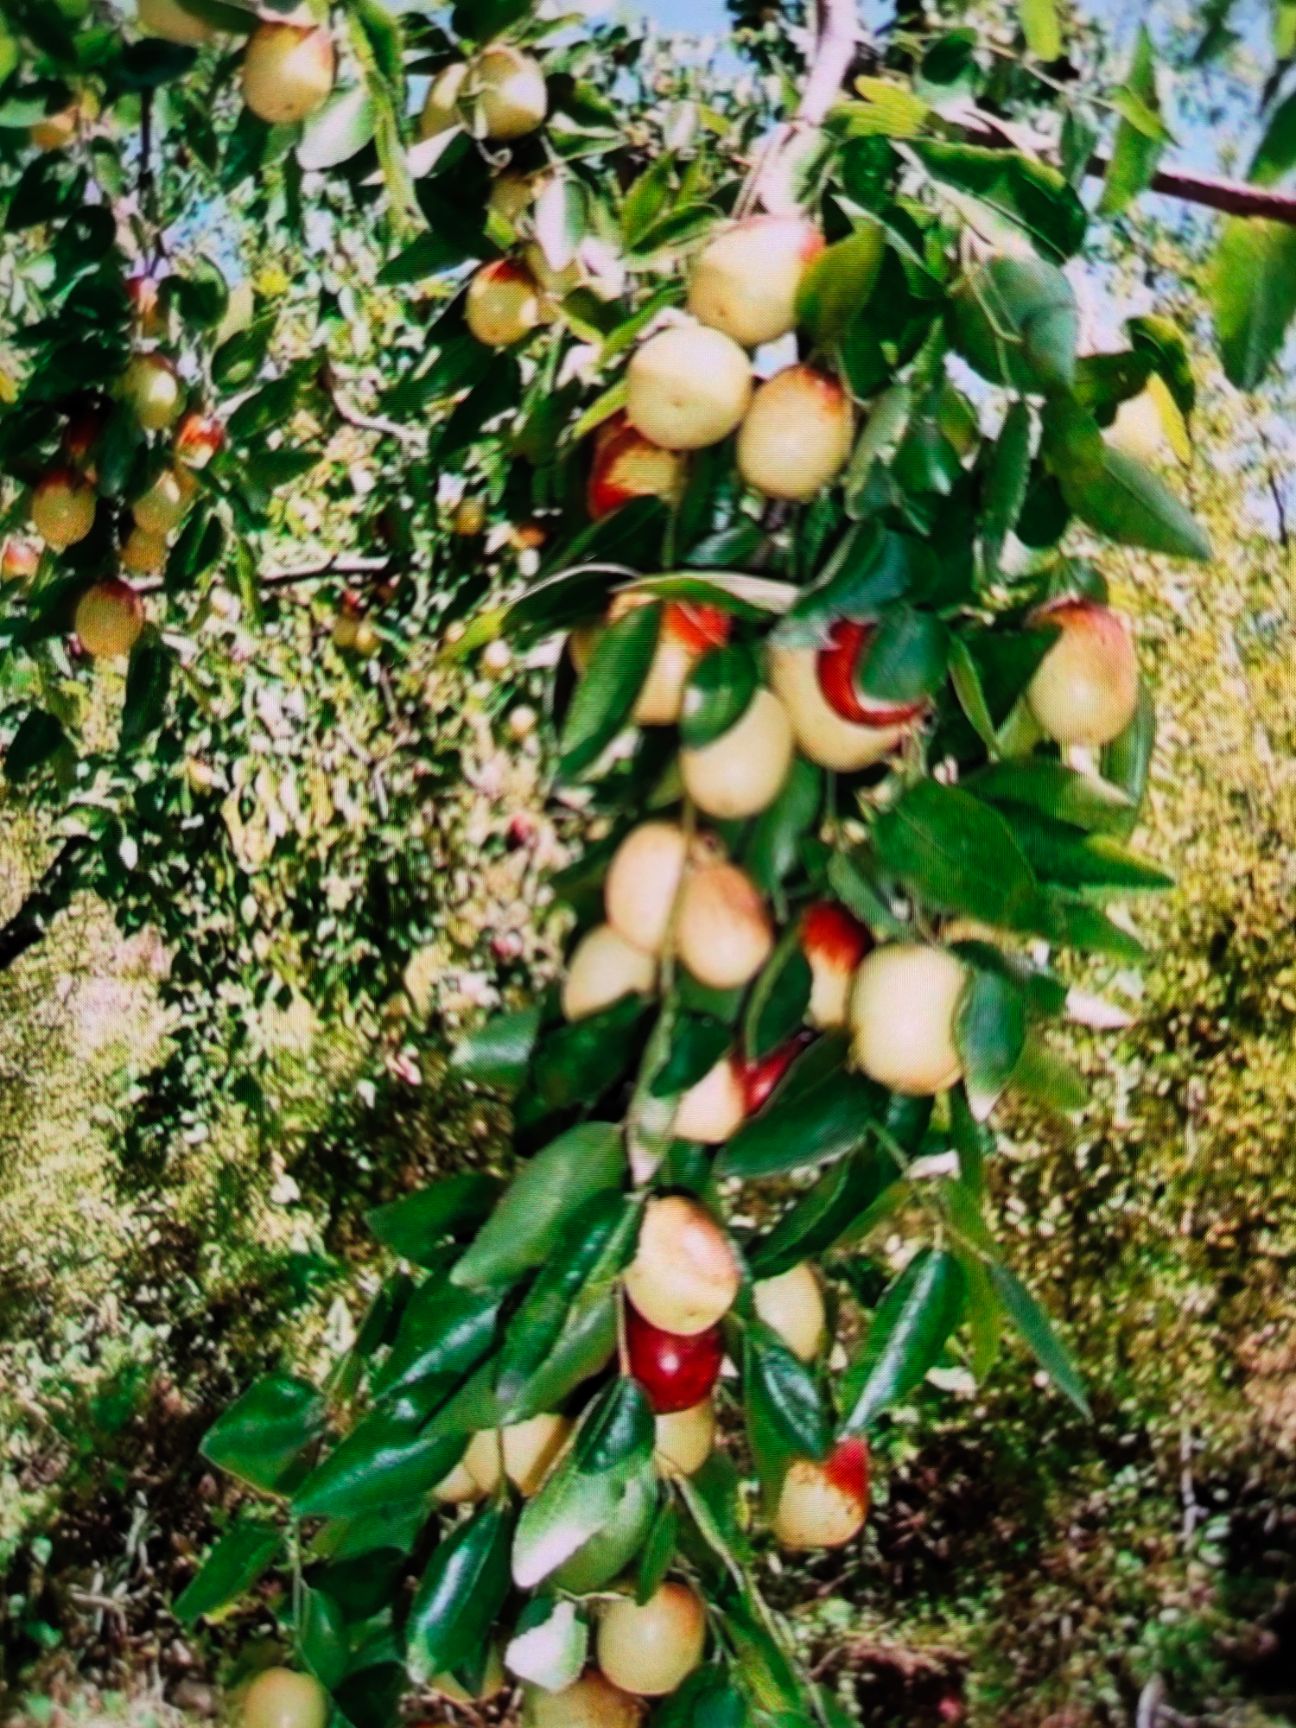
[796,0,858,126]
[134,556,395,597]
[954,113,1296,226]
[0,837,90,973]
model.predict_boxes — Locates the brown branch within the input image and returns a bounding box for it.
[747,0,860,213]
[318,362,423,450]
[134,556,395,596]
[796,0,858,126]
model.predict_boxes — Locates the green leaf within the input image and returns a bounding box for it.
[4,709,69,784]
[1249,87,1296,187]
[292,1410,462,1518]
[912,142,1086,260]
[841,1249,967,1432]
[860,607,948,704]
[948,636,998,750]
[717,1063,879,1181]
[750,1148,897,1277]
[679,644,757,748]
[1006,810,1173,893]
[1042,401,1211,559]
[450,1004,541,1090]
[366,1174,501,1266]
[1100,682,1156,839]
[298,85,377,171]
[505,1597,588,1691]
[742,930,812,1063]
[559,601,659,777]
[173,1518,281,1625]
[202,1373,327,1494]
[1099,28,1166,216]
[744,756,824,895]
[966,759,1134,833]
[120,639,171,751]
[301,1586,349,1690]
[1020,0,1062,60]
[635,1499,679,1604]
[512,1379,654,1589]
[990,1264,1091,1416]
[451,1123,626,1290]
[981,400,1033,575]
[374,1280,502,1404]
[1010,1034,1089,1115]
[952,255,1078,394]
[874,781,1039,930]
[795,223,886,347]
[955,968,1026,1111]
[1211,216,1296,391]
[744,1324,831,1462]
[407,1503,513,1684]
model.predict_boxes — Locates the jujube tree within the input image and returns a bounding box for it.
[4,0,1296,1723]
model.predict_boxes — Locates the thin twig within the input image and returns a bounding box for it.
[134,556,394,596]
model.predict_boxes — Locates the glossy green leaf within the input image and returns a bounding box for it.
[841,1248,967,1432]
[293,1410,462,1518]
[953,255,1078,394]
[450,1004,541,1090]
[795,222,886,347]
[366,1173,501,1265]
[679,644,757,748]
[1211,216,1296,391]
[407,1502,513,1683]
[452,1122,626,1289]
[990,1263,1091,1416]
[1099,28,1166,215]
[202,1372,327,1494]
[173,1518,281,1625]
[559,597,659,777]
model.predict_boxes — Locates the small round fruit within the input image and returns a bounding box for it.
[123,354,184,432]
[63,403,108,470]
[768,642,910,773]
[626,326,753,452]
[680,688,794,819]
[773,1438,870,1549]
[740,1033,811,1115]
[563,923,657,1022]
[125,273,164,336]
[489,170,541,224]
[133,466,193,537]
[654,1399,715,1478]
[596,1582,706,1697]
[623,1195,739,1337]
[676,862,773,991]
[588,412,687,521]
[452,497,486,537]
[627,1304,723,1414]
[1025,598,1139,748]
[419,60,468,139]
[603,593,731,728]
[754,1263,827,1362]
[816,620,930,728]
[501,1412,571,1496]
[673,1052,746,1145]
[1,538,40,582]
[801,901,871,1029]
[604,822,691,958]
[434,1431,497,1504]
[121,525,168,575]
[175,411,225,469]
[75,580,144,659]
[687,215,823,348]
[242,22,336,126]
[526,1670,643,1728]
[32,469,96,551]
[474,45,548,141]
[466,259,542,348]
[137,0,216,45]
[30,103,81,152]
[850,943,966,1096]
[552,1475,657,1593]
[737,365,854,502]
[241,1668,327,1728]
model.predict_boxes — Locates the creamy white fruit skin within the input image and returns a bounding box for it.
[626,325,753,451]
[737,365,855,502]
[623,1195,740,1335]
[679,689,795,819]
[596,1582,707,1696]
[769,643,911,771]
[687,215,823,347]
[754,1262,828,1362]
[562,923,658,1021]
[850,943,967,1096]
